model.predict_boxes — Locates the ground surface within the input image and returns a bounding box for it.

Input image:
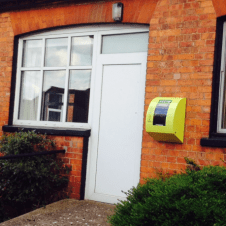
[0,199,116,226]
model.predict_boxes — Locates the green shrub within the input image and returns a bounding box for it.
[109,159,226,226]
[0,130,71,222]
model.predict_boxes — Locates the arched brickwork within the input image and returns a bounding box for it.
[212,0,226,17]
[10,0,158,36]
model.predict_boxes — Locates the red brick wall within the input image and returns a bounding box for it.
[0,0,158,200]
[0,13,14,137]
[141,0,220,183]
[1,0,226,198]
[9,0,158,36]
[48,136,83,199]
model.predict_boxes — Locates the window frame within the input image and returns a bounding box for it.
[208,16,225,137]
[200,15,226,147]
[217,21,226,134]
[10,24,149,130]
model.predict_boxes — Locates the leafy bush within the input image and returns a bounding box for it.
[0,130,71,222]
[109,159,226,226]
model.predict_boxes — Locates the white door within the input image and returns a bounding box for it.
[86,52,147,204]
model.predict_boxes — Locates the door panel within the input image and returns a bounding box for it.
[85,52,147,204]
[95,64,142,197]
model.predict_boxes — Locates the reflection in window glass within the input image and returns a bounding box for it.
[45,38,68,67]
[102,32,149,54]
[67,70,91,123]
[22,40,42,67]
[19,71,40,120]
[41,71,66,121]
[49,111,61,121]
[70,36,94,66]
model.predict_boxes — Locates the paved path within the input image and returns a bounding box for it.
[0,199,115,226]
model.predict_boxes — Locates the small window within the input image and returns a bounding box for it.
[101,32,149,54]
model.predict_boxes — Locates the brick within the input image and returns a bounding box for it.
[159,29,181,36]
[77,142,83,148]
[181,28,197,34]
[177,54,194,60]
[202,120,210,126]
[70,159,82,166]
[142,148,150,154]
[196,7,215,14]
[183,15,199,21]
[195,40,206,46]
[197,86,212,92]
[160,80,177,86]
[163,42,178,48]
[200,1,213,8]
[65,153,75,158]
[177,157,186,164]
[178,67,193,73]
[200,13,216,20]
[72,164,82,171]
[190,73,212,80]
[199,60,213,66]
[205,53,214,59]
[194,66,213,73]
[155,155,167,162]
[167,156,177,163]
[150,18,159,24]
[153,162,161,168]
[190,119,202,126]
[200,46,215,52]
[206,40,215,46]
[141,160,149,167]
[199,20,216,27]
[148,55,163,61]
[168,163,179,170]
[180,41,194,47]
[148,43,162,49]
[70,171,81,177]
[146,80,161,86]
[141,166,152,173]
[161,162,169,169]
[141,154,155,161]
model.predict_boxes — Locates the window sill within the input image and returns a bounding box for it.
[2,125,91,137]
[200,137,226,147]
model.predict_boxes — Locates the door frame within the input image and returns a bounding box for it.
[85,26,149,203]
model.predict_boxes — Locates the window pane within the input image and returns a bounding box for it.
[48,111,61,121]
[70,36,93,66]
[22,40,42,67]
[222,72,226,128]
[41,71,66,122]
[67,70,91,123]
[45,38,68,67]
[19,71,40,120]
[102,32,149,54]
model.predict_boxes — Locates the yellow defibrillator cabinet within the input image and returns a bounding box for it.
[146,97,186,143]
